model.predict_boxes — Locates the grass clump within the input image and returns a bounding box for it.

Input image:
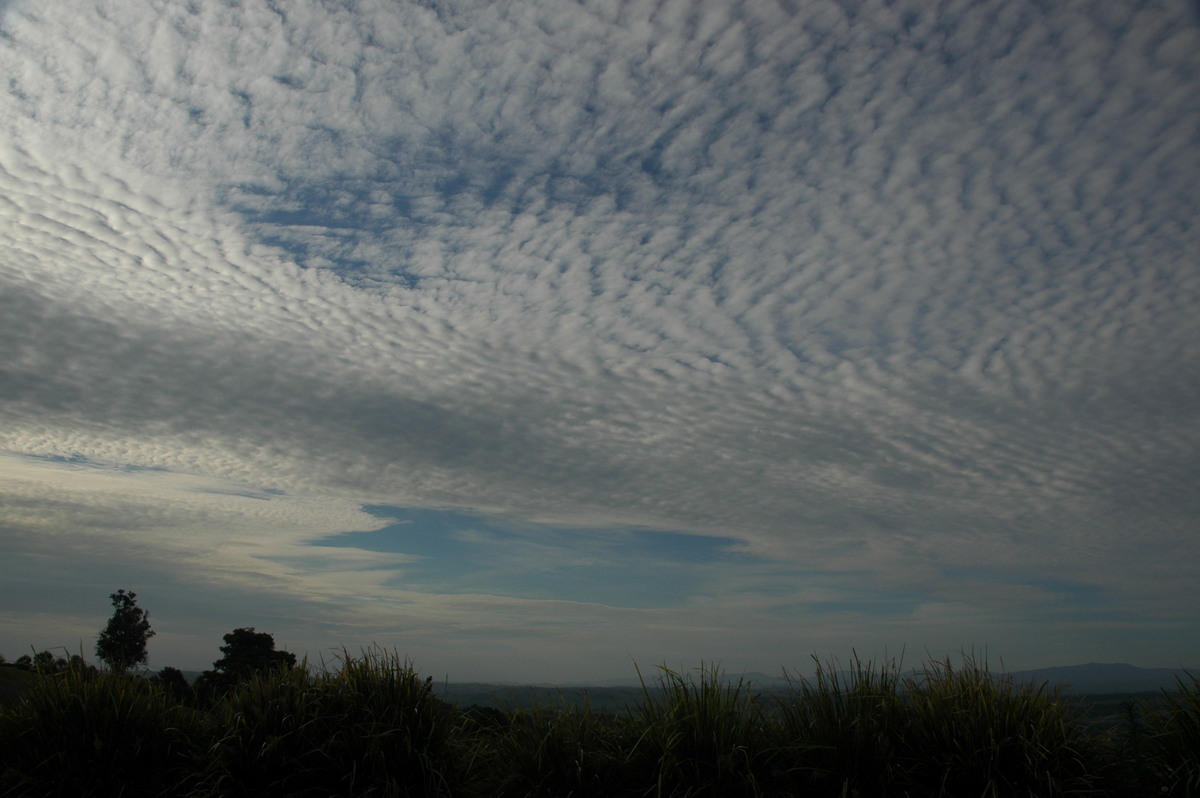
[1141,672,1200,797]
[0,664,203,797]
[628,663,770,798]
[898,655,1100,797]
[194,648,461,797]
[774,654,904,797]
[482,698,637,797]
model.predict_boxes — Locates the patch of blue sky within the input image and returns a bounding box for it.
[308,505,773,609]
[627,528,750,563]
[194,488,275,501]
[236,182,412,229]
[315,506,518,557]
[23,451,96,466]
[17,451,171,473]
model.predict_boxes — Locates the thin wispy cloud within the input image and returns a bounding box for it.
[1,0,1197,681]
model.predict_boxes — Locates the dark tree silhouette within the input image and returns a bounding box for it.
[95,589,155,673]
[198,627,296,693]
[155,665,192,699]
[11,650,87,674]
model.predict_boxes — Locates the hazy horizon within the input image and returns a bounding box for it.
[2,0,1198,684]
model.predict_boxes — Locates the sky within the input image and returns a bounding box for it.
[1,0,1198,684]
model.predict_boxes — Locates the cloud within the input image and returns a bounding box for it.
[2,0,1199,676]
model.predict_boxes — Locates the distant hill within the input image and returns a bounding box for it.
[436,683,644,712]
[1003,663,1196,694]
[4,662,1193,712]
[565,670,792,690]
[435,663,1199,710]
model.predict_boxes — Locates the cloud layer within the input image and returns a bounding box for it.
[2,0,1198,678]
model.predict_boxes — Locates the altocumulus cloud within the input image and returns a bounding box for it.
[1,0,1198,681]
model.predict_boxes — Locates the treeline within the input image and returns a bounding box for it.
[2,589,300,702]
[2,650,1199,797]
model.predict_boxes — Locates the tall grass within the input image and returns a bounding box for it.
[1105,698,1159,797]
[774,654,904,797]
[1141,673,1200,797]
[482,697,637,797]
[3,652,1196,797]
[899,655,1099,797]
[193,648,462,797]
[0,664,202,797]
[628,663,770,798]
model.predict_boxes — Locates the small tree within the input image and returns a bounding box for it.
[95,589,155,673]
[155,665,192,700]
[198,627,296,694]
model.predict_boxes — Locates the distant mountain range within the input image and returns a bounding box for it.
[1003,663,1196,694]
[546,663,1197,694]
[173,662,1195,697]
[429,663,1198,712]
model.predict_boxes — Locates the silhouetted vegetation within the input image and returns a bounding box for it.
[153,665,192,701]
[95,589,155,674]
[4,649,94,677]
[2,647,1198,796]
[194,627,297,697]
